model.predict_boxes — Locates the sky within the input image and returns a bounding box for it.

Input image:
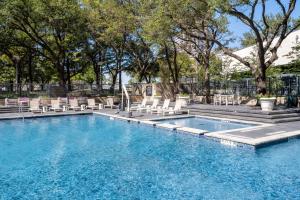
[228,0,300,48]
[123,0,300,83]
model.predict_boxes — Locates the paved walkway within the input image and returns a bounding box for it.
[0,110,92,120]
[93,110,300,148]
[188,103,300,114]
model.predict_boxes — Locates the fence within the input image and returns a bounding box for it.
[181,75,300,97]
[1,75,299,98]
[0,83,144,98]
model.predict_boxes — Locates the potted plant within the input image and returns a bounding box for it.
[177,93,190,106]
[153,92,162,100]
[259,94,276,111]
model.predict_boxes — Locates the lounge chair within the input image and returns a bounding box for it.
[29,99,42,113]
[18,97,30,107]
[5,98,18,107]
[130,98,147,111]
[87,98,98,110]
[213,94,221,105]
[163,100,189,116]
[104,98,118,109]
[151,99,170,114]
[138,98,159,113]
[50,99,63,112]
[69,99,81,111]
[58,97,68,106]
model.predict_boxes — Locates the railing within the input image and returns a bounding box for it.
[1,75,299,99]
[122,84,130,112]
[181,75,300,97]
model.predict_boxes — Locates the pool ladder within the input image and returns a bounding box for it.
[18,104,25,121]
[121,84,130,112]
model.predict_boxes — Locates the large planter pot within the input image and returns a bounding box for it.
[260,97,276,111]
[177,96,190,107]
[153,96,162,101]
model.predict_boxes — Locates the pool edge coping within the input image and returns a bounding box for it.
[93,111,297,148]
[1,111,298,149]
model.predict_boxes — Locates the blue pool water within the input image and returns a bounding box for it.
[0,115,300,199]
[159,117,252,132]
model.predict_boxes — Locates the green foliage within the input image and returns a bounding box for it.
[0,0,299,98]
[230,70,253,80]
[241,32,256,48]
[0,66,15,83]
[72,66,95,84]
[198,55,223,80]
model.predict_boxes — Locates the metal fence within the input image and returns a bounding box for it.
[0,83,121,98]
[0,83,144,98]
[181,75,300,97]
[1,75,299,98]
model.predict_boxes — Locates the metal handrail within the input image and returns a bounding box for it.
[122,84,130,112]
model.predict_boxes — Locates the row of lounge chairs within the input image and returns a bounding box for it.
[27,98,116,113]
[5,96,188,116]
[130,98,189,116]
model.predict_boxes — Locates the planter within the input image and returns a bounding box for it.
[177,96,190,107]
[153,96,162,101]
[260,97,276,111]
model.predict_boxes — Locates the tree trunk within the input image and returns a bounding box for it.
[28,51,34,92]
[95,64,100,91]
[118,67,122,92]
[57,62,66,88]
[93,59,100,91]
[255,74,267,95]
[255,66,267,95]
[15,61,22,96]
[65,59,71,91]
[100,63,103,92]
[110,73,118,95]
[173,81,180,97]
[203,62,211,104]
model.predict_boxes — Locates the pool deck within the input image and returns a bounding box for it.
[0,109,299,148]
[92,109,300,148]
[0,110,93,120]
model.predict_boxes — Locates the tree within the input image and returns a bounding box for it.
[213,0,300,94]
[2,0,88,89]
[83,0,135,93]
[241,32,257,48]
[168,0,227,103]
[126,34,160,83]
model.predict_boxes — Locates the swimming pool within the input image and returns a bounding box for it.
[157,117,253,132]
[0,115,299,199]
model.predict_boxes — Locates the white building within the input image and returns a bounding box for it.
[222,30,300,75]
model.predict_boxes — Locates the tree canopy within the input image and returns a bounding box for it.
[0,0,299,95]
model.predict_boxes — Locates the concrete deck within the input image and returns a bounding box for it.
[205,121,300,148]
[0,110,93,120]
[188,104,300,114]
[0,108,300,148]
[93,110,300,148]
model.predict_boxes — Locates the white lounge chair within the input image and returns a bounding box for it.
[130,98,147,111]
[18,97,30,107]
[163,100,189,116]
[50,100,63,112]
[138,98,159,113]
[151,99,170,114]
[5,98,18,107]
[87,98,98,110]
[58,97,68,106]
[104,98,118,109]
[214,94,221,105]
[69,99,81,111]
[29,99,42,113]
